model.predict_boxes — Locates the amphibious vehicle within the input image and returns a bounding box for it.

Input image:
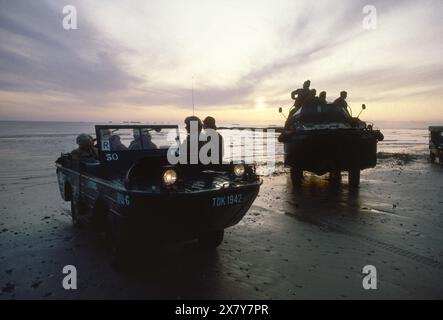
[278,103,384,187]
[429,126,443,163]
[56,125,261,264]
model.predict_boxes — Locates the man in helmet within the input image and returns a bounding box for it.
[180,116,204,164]
[202,116,224,164]
[129,128,157,150]
[70,133,98,161]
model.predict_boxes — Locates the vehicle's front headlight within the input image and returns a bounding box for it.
[163,169,177,186]
[233,164,245,177]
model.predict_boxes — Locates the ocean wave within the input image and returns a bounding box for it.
[0,133,94,140]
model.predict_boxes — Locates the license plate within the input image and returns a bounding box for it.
[212,193,243,207]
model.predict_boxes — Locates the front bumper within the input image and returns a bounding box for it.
[108,181,261,244]
[284,131,378,174]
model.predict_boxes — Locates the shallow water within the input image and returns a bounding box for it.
[0,121,431,186]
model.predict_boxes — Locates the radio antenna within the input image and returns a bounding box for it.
[192,76,195,115]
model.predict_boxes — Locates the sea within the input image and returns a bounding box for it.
[0,121,432,189]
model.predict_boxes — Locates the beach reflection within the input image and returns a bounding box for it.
[283,173,364,225]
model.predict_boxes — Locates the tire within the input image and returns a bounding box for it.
[198,229,224,250]
[104,213,131,271]
[430,151,436,163]
[348,169,360,188]
[290,167,303,187]
[330,170,342,183]
[70,197,83,228]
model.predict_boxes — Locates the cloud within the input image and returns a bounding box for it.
[0,0,442,122]
[0,0,139,96]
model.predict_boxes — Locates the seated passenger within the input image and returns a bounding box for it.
[318,91,328,105]
[129,129,157,150]
[71,133,98,161]
[110,134,128,151]
[304,89,318,108]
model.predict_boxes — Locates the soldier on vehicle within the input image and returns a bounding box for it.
[304,89,319,108]
[334,91,351,115]
[319,91,328,105]
[290,80,311,111]
[181,116,205,164]
[202,116,224,164]
[71,133,98,161]
[109,134,128,151]
[129,128,157,150]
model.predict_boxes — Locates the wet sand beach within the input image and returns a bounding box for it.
[1,153,442,299]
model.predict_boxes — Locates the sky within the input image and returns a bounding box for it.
[0,0,442,125]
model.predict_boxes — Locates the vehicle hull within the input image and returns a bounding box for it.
[56,165,261,245]
[283,129,378,175]
[109,183,260,245]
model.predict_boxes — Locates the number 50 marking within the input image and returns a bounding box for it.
[105,153,119,161]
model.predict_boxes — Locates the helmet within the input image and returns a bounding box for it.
[76,133,92,146]
[184,116,202,133]
[203,116,217,130]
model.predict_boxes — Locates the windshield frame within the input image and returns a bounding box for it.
[94,125,180,164]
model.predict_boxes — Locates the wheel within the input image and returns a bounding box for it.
[104,216,130,271]
[430,151,436,163]
[348,169,360,188]
[330,170,342,183]
[198,229,224,250]
[290,167,303,187]
[70,196,83,228]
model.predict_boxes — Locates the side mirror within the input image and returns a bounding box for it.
[278,107,283,113]
[362,104,366,110]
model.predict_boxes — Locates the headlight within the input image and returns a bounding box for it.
[233,164,245,177]
[163,169,177,186]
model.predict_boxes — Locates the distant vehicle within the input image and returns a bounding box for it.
[278,103,384,188]
[429,126,443,163]
[55,125,261,266]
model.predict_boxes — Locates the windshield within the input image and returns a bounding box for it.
[98,127,179,152]
[293,104,350,124]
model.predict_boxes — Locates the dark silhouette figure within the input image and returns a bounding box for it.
[305,89,319,108]
[181,116,204,164]
[288,80,312,123]
[319,91,327,105]
[129,129,157,150]
[291,80,311,109]
[334,91,350,116]
[203,116,224,164]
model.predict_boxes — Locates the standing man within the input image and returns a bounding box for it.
[181,116,204,164]
[291,80,311,110]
